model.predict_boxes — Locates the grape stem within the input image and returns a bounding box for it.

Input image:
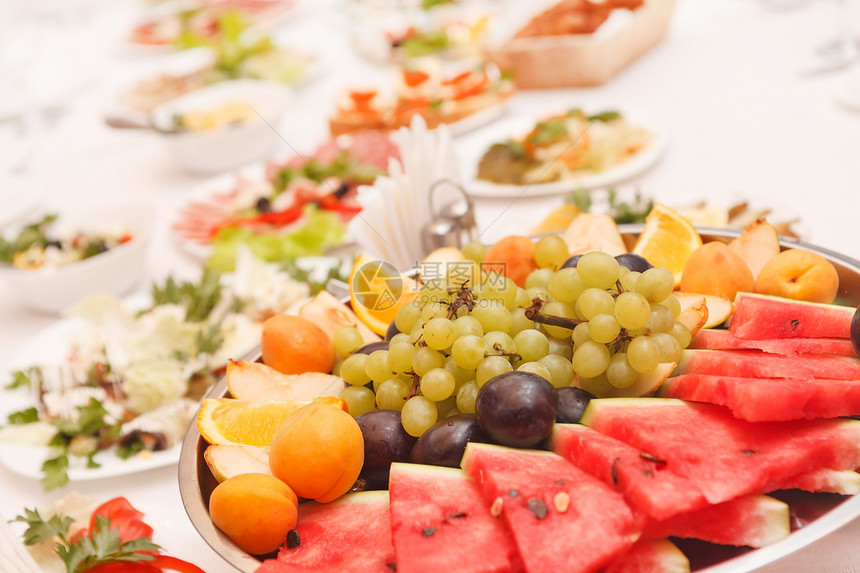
[406,371,421,400]
[524,298,583,330]
[447,282,476,319]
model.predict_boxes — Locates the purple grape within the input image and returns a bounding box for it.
[411,414,491,468]
[475,371,558,448]
[561,254,582,269]
[555,387,596,423]
[851,306,860,356]
[354,341,390,355]
[356,409,416,488]
[615,253,653,272]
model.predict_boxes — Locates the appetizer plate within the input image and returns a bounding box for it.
[178,226,860,573]
[458,109,668,198]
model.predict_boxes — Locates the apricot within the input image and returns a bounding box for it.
[268,401,364,503]
[680,241,754,300]
[209,473,298,555]
[261,315,336,376]
[755,248,839,304]
[482,235,538,288]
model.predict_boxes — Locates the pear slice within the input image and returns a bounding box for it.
[226,359,346,402]
[205,444,271,483]
[675,292,735,329]
[676,296,709,337]
[601,362,676,398]
[728,218,781,279]
[298,290,381,343]
[562,213,627,257]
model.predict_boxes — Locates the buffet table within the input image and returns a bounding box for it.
[1,0,859,570]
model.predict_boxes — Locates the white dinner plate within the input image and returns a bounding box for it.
[457,108,668,198]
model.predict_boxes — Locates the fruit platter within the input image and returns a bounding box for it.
[178,208,860,573]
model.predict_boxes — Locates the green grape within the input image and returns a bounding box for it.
[652,332,683,363]
[606,352,638,389]
[516,361,552,382]
[636,267,675,303]
[589,313,621,344]
[670,322,692,348]
[534,235,570,270]
[619,271,640,294]
[451,334,491,369]
[340,386,376,418]
[513,329,550,362]
[627,336,660,373]
[446,261,479,290]
[649,305,676,334]
[389,332,411,346]
[541,300,578,339]
[547,336,573,361]
[434,395,458,419]
[615,292,651,330]
[525,286,551,304]
[514,287,531,308]
[420,368,456,401]
[456,380,479,414]
[401,396,438,437]
[577,252,621,289]
[388,342,415,372]
[419,278,451,306]
[578,288,615,320]
[537,354,574,388]
[341,353,371,386]
[476,355,513,387]
[579,373,612,396]
[510,307,535,335]
[453,315,484,338]
[365,349,392,383]
[471,299,513,333]
[395,301,423,333]
[409,323,424,345]
[444,355,475,388]
[421,301,449,322]
[547,268,586,303]
[461,240,489,263]
[481,276,519,310]
[573,340,611,378]
[376,378,410,411]
[484,331,516,356]
[331,359,343,377]
[525,268,554,289]
[412,346,444,376]
[571,322,591,347]
[424,317,457,350]
[660,294,682,318]
[333,326,364,357]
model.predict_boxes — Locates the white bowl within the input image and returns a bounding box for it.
[0,201,156,314]
[149,79,293,174]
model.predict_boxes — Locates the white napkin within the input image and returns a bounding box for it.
[347,115,462,271]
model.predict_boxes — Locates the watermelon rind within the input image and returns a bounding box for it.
[691,328,857,357]
[604,538,690,573]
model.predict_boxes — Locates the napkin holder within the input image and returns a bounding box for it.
[421,179,477,253]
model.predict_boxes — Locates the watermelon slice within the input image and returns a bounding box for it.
[642,495,789,548]
[264,491,395,572]
[604,539,689,573]
[461,442,636,573]
[388,463,522,573]
[673,349,860,380]
[660,373,860,421]
[691,328,856,357]
[767,468,860,495]
[730,293,853,339]
[580,398,860,505]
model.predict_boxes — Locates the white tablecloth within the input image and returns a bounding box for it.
[1,0,860,570]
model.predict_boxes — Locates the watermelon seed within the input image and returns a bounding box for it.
[507,489,520,497]
[739,449,759,455]
[445,512,468,520]
[553,492,570,513]
[491,496,503,516]
[422,527,437,538]
[639,452,667,465]
[527,498,548,519]
[611,458,619,485]
[286,529,301,549]
[386,562,397,571]
[553,479,565,485]
[791,319,800,328]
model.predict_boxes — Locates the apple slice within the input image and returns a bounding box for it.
[676,292,735,329]
[205,444,271,483]
[676,296,709,337]
[728,218,781,279]
[298,290,381,344]
[226,359,346,402]
[601,362,676,398]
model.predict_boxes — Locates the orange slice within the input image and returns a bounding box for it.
[632,203,702,286]
[197,397,347,446]
[349,253,420,336]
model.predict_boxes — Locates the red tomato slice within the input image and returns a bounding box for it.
[146,554,208,573]
[84,562,162,573]
[89,497,153,543]
[402,70,430,87]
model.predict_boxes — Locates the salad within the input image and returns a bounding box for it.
[476,108,653,185]
[0,249,313,490]
[0,214,133,271]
